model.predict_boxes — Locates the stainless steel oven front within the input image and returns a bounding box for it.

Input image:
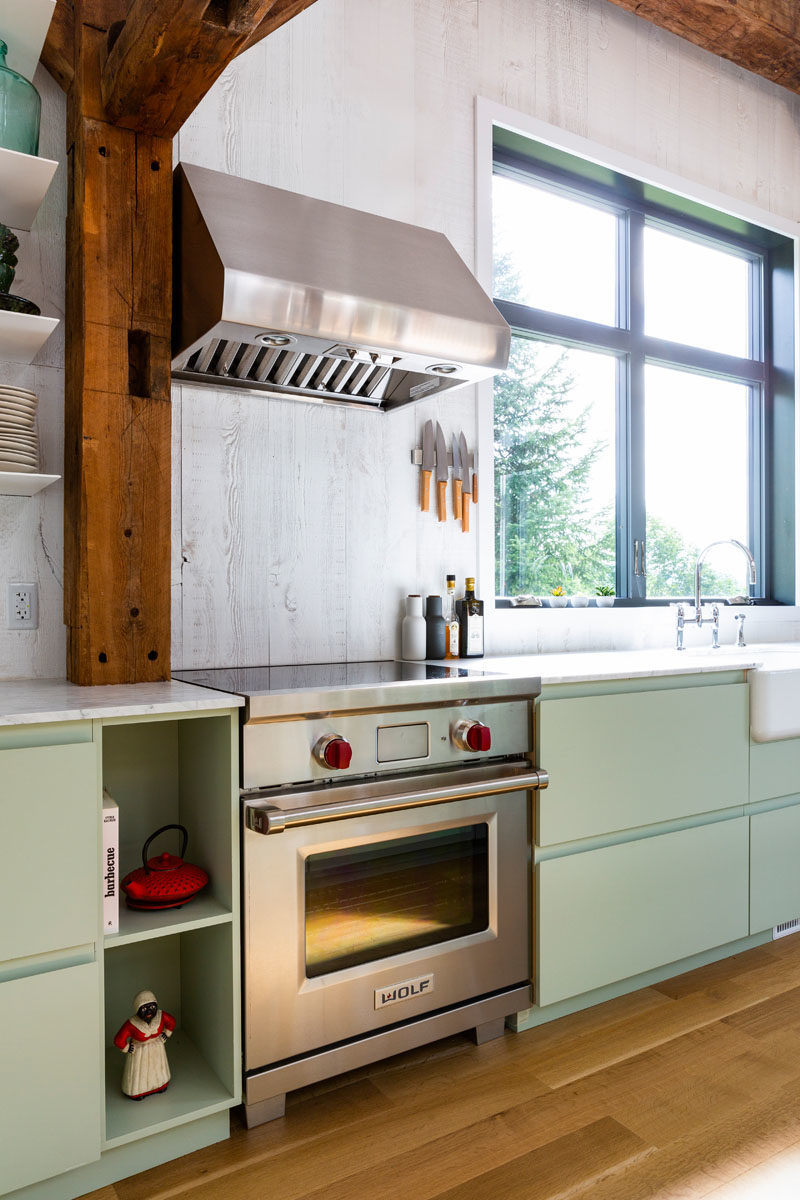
[242,761,544,1124]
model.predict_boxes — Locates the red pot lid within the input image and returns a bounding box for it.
[147,851,183,872]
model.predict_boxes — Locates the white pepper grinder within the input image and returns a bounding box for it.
[401,594,427,660]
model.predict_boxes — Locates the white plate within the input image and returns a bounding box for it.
[0,450,38,465]
[0,399,37,414]
[0,460,36,473]
[0,384,38,397]
[0,396,37,410]
[0,414,36,428]
[0,439,37,452]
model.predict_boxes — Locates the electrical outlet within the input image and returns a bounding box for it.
[7,583,39,629]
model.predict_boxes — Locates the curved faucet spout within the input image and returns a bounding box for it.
[694,539,757,623]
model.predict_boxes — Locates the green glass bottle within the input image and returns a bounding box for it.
[0,40,41,156]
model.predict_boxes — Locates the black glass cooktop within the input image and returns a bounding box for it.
[173,659,499,697]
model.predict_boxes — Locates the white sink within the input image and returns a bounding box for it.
[742,643,800,742]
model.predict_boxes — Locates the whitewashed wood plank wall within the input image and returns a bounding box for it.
[4,0,800,678]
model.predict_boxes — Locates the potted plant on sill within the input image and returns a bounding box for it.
[595,585,615,608]
[549,585,568,608]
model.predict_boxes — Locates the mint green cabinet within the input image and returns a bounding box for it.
[0,963,102,1194]
[537,817,749,1007]
[537,684,748,845]
[750,804,800,933]
[0,742,98,962]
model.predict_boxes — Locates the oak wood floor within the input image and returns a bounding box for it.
[86,935,800,1200]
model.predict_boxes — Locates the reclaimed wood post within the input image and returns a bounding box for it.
[64,5,172,684]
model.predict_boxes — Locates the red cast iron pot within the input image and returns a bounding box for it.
[121,824,209,910]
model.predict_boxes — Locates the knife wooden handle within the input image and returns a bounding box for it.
[462,491,470,533]
[437,480,447,522]
[453,479,462,520]
[420,469,432,512]
[472,472,478,504]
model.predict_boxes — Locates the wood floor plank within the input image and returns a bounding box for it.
[529,951,800,1087]
[431,1117,652,1200]
[653,947,778,999]
[84,937,800,1200]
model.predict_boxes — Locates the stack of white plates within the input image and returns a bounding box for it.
[0,386,39,474]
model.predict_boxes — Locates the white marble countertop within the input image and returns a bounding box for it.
[0,679,244,726]
[478,645,770,685]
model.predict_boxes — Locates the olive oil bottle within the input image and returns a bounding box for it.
[457,576,484,658]
[444,574,460,659]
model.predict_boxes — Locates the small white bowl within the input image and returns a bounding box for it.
[570,594,589,608]
[595,595,615,608]
[548,594,568,608]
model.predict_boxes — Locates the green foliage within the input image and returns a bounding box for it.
[492,250,741,600]
[494,333,614,595]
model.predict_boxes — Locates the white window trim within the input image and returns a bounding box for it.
[474,96,800,611]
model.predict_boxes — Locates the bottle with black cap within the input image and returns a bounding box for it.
[457,576,484,658]
[425,595,446,660]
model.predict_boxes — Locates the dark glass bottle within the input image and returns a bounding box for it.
[425,595,446,660]
[457,577,484,658]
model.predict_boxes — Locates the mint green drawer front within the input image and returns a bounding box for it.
[538,683,748,845]
[537,817,749,1007]
[0,962,101,1194]
[0,742,99,962]
[750,739,800,802]
[750,805,800,932]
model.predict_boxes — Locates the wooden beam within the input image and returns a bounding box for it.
[61,0,318,683]
[605,0,800,94]
[41,0,74,91]
[64,6,172,684]
[101,0,320,137]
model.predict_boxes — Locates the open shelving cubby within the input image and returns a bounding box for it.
[100,712,240,1149]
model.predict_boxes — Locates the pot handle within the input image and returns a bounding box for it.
[142,823,188,872]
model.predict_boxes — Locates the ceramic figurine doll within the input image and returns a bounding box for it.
[113,989,176,1100]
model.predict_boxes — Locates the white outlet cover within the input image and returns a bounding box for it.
[7,582,38,629]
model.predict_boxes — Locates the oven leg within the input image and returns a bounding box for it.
[470,1016,507,1045]
[244,1093,287,1127]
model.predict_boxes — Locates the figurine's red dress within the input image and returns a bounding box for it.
[114,996,176,1099]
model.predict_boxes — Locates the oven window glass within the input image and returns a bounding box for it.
[304,824,489,977]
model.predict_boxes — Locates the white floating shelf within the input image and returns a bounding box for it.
[0,470,59,496]
[0,0,56,82]
[0,146,58,230]
[0,308,59,363]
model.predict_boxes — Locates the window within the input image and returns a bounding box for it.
[492,133,795,605]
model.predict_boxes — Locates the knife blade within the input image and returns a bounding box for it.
[471,446,478,504]
[420,419,434,512]
[459,431,471,533]
[451,434,463,520]
[435,422,449,522]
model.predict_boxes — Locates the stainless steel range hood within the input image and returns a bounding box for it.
[172,163,510,411]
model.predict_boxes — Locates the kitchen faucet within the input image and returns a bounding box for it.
[675,539,756,650]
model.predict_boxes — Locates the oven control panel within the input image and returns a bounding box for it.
[242,700,532,790]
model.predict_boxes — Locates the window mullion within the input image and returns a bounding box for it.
[628,210,646,600]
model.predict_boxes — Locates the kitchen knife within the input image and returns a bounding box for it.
[420,419,434,512]
[435,422,449,522]
[452,433,463,520]
[460,431,471,533]
[471,446,478,504]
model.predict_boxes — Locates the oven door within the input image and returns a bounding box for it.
[242,764,543,1072]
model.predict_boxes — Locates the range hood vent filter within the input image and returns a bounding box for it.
[172,163,510,412]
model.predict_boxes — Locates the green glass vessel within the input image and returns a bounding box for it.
[0,40,41,156]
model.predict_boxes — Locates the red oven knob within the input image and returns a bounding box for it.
[453,720,492,753]
[314,735,353,770]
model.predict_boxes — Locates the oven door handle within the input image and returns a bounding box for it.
[244,767,549,835]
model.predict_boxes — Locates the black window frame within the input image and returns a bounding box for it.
[492,143,795,607]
